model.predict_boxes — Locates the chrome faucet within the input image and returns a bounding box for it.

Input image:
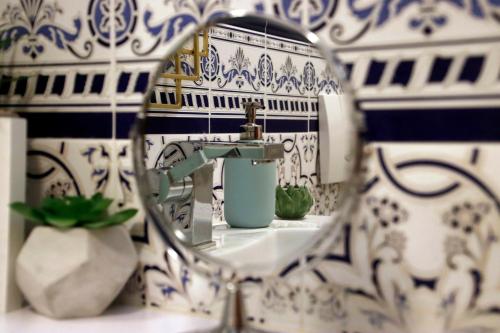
[147,140,284,247]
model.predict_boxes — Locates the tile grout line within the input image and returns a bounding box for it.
[208,29,212,134]
[301,2,310,331]
[110,0,117,142]
[305,0,311,135]
[264,19,268,133]
[109,0,119,205]
[307,47,311,134]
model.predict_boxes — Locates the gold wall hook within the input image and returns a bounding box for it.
[148,29,209,110]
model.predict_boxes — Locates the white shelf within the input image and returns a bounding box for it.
[0,305,218,333]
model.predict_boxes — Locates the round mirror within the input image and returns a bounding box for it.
[132,11,363,331]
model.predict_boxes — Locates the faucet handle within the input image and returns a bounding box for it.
[243,101,264,124]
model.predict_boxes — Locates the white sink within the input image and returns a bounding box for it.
[206,215,334,274]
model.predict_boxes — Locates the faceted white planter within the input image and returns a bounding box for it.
[16,225,138,319]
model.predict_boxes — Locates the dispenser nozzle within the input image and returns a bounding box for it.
[241,101,264,140]
[243,101,264,124]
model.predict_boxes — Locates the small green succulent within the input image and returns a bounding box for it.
[275,185,314,220]
[10,193,138,229]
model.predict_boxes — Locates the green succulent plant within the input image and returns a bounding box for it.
[275,185,314,220]
[10,193,138,229]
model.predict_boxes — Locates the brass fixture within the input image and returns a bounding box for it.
[148,29,209,110]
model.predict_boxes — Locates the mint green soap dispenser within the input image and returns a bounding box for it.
[224,102,277,228]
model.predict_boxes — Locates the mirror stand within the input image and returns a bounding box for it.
[191,281,269,333]
[219,282,247,333]
[132,12,361,333]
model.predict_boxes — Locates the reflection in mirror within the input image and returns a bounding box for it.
[138,16,357,275]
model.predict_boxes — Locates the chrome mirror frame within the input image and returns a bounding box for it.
[131,9,365,282]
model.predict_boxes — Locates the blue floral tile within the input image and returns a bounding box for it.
[134,219,226,314]
[266,47,308,97]
[211,26,265,94]
[113,0,228,59]
[243,275,304,332]
[0,0,112,63]
[313,0,500,48]
[271,0,306,27]
[303,142,500,332]
[264,37,312,133]
[0,0,116,115]
[111,0,226,117]
[26,138,115,203]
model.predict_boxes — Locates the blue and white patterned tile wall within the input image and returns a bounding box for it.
[302,1,500,333]
[143,23,336,135]
[142,23,339,222]
[2,0,500,332]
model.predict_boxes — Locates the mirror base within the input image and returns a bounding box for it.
[185,282,277,333]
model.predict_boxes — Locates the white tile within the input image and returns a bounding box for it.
[27,139,113,201]
[0,0,110,64]
[243,275,304,332]
[211,26,265,94]
[0,0,115,112]
[299,142,500,332]
[266,47,308,98]
[312,0,500,50]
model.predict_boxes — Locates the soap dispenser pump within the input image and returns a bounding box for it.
[240,101,263,140]
[223,102,278,228]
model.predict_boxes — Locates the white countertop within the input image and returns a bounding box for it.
[0,306,218,333]
[206,215,334,274]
